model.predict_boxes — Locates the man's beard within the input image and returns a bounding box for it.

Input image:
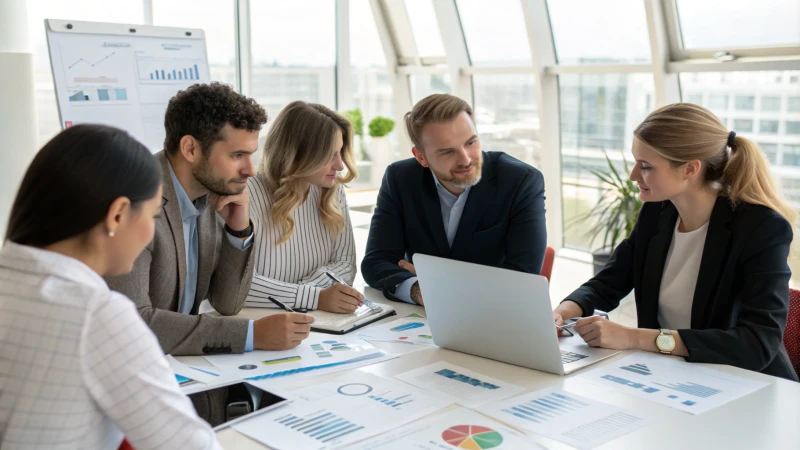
[193,155,246,196]
[432,157,483,189]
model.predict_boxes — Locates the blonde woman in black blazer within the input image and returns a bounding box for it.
[554,103,798,381]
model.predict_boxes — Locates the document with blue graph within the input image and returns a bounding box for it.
[479,387,649,450]
[232,372,451,450]
[394,361,525,408]
[575,352,769,414]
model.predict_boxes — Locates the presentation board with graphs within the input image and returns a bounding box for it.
[46,19,212,151]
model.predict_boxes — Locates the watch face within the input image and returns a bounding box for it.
[657,335,675,350]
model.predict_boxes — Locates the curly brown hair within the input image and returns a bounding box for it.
[163,82,267,155]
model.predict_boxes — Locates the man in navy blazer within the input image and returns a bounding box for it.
[362,94,547,305]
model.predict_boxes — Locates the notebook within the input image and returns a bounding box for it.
[310,299,396,334]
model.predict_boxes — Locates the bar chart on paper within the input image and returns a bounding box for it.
[233,405,370,450]
[233,373,453,450]
[395,361,524,408]
[136,55,206,83]
[577,352,768,414]
[479,388,647,450]
[275,411,364,443]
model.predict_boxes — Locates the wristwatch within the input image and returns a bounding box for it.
[225,219,253,238]
[655,329,676,354]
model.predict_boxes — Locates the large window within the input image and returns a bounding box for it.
[405,0,445,58]
[560,73,654,250]
[349,0,396,189]
[547,0,650,65]
[26,0,145,146]
[680,71,800,283]
[456,0,531,66]
[409,74,451,103]
[472,75,540,167]
[675,0,800,49]
[152,0,236,87]
[249,0,336,120]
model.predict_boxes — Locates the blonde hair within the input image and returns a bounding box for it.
[257,101,357,244]
[634,102,796,227]
[404,94,474,150]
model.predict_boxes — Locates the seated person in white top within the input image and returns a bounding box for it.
[246,101,365,313]
[553,103,797,381]
[0,124,221,449]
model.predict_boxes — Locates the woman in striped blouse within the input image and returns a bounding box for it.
[246,101,365,313]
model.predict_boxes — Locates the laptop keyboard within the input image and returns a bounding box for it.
[561,350,589,364]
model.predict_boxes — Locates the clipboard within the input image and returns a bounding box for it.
[310,300,397,335]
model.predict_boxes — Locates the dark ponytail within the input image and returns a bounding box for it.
[6,124,161,247]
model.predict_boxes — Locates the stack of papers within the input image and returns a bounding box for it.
[357,316,436,347]
[574,352,769,414]
[233,372,452,450]
[202,334,395,382]
[479,387,649,450]
[394,362,525,408]
[347,407,543,449]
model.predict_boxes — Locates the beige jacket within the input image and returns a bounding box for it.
[106,151,254,356]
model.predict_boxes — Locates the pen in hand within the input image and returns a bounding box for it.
[267,296,296,313]
[324,271,368,306]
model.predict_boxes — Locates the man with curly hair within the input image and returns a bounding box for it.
[106,83,315,360]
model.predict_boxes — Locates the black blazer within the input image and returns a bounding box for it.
[362,151,547,301]
[567,197,797,381]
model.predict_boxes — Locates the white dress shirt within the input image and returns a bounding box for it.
[0,243,221,450]
[245,177,357,310]
[658,220,709,330]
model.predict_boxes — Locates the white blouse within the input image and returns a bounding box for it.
[0,243,220,450]
[658,220,709,330]
[246,176,357,310]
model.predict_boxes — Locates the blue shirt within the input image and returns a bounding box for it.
[167,163,256,351]
[395,173,472,303]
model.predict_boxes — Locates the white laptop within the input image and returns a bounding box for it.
[414,254,619,375]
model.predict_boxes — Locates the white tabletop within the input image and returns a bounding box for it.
[187,288,800,450]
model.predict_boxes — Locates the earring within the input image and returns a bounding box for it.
[109,231,115,237]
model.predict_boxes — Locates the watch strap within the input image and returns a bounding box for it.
[225,219,253,238]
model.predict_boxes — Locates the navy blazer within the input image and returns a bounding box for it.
[362,151,547,301]
[567,197,798,381]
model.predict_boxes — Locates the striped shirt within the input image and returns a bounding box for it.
[246,176,356,310]
[0,243,220,450]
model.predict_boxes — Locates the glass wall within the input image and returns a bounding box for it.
[249,0,336,121]
[560,73,654,250]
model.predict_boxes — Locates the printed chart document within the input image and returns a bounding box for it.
[479,387,648,450]
[166,355,221,386]
[357,317,436,347]
[232,372,451,450]
[203,334,393,381]
[347,407,543,450]
[574,352,769,414]
[395,361,525,408]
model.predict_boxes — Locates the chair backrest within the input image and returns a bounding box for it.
[784,288,800,378]
[541,246,556,283]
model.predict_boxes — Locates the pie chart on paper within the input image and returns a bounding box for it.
[442,425,504,449]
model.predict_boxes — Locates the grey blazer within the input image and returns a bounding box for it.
[106,151,255,356]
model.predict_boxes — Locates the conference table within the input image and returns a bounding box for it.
[182,287,800,449]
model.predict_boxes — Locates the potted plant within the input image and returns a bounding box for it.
[367,116,395,187]
[342,108,368,161]
[571,151,643,275]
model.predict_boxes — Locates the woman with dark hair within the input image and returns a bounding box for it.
[0,125,221,449]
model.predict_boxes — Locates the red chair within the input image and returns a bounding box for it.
[785,288,800,379]
[118,439,134,450]
[541,246,556,283]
